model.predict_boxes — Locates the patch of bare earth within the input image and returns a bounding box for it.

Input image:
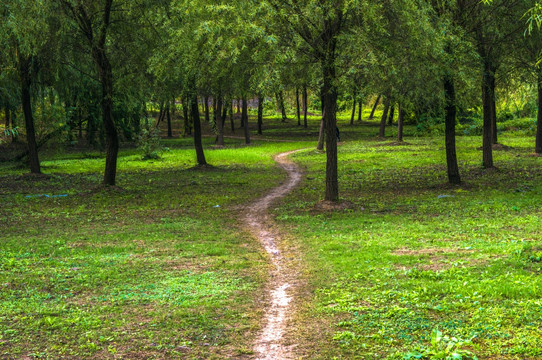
[244,150,306,360]
[311,200,355,213]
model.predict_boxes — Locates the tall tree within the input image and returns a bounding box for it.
[59,0,120,185]
[2,0,56,173]
[267,0,349,201]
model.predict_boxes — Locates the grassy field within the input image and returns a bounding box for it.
[1,111,541,359]
[273,119,542,359]
[0,135,311,359]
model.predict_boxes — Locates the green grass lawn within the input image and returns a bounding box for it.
[0,135,311,359]
[1,111,541,359]
[272,122,542,359]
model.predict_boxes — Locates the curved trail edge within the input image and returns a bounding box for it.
[245,149,306,360]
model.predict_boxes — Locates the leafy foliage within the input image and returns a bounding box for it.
[403,328,478,360]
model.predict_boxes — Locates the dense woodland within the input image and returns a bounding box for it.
[1,0,542,200]
[2,1,542,359]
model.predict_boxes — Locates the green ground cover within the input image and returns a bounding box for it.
[0,136,311,359]
[1,113,540,359]
[274,122,542,359]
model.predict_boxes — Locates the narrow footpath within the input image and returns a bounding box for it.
[244,150,305,360]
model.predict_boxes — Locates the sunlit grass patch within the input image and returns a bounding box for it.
[276,132,542,359]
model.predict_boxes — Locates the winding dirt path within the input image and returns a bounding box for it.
[244,150,305,360]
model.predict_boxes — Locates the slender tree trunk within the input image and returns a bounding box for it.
[482,61,494,168]
[379,97,390,138]
[156,101,164,129]
[444,75,461,184]
[86,111,94,146]
[182,98,191,136]
[212,96,218,130]
[257,94,263,135]
[350,95,356,126]
[369,94,381,120]
[221,97,227,128]
[317,104,325,151]
[536,71,542,154]
[94,49,118,186]
[18,53,41,174]
[323,62,338,202]
[358,99,362,122]
[166,104,172,138]
[204,96,210,123]
[78,107,83,139]
[239,97,244,128]
[387,104,395,126]
[278,91,287,122]
[230,99,235,133]
[217,95,224,146]
[397,104,404,142]
[242,96,250,144]
[303,87,308,128]
[191,91,207,165]
[489,66,498,144]
[296,88,301,125]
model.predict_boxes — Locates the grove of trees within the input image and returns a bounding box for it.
[1,0,541,200]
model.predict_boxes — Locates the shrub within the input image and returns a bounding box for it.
[137,122,162,160]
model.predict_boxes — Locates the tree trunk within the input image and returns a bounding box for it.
[257,94,263,135]
[191,92,207,165]
[317,108,325,151]
[369,94,381,120]
[204,96,210,123]
[94,49,118,186]
[87,111,94,146]
[303,87,308,128]
[182,98,191,136]
[322,62,338,202]
[242,96,250,144]
[444,76,461,184]
[387,104,395,126]
[221,97,227,128]
[212,96,218,131]
[536,71,542,154]
[357,99,362,122]
[166,104,172,138]
[239,97,244,128]
[18,53,41,174]
[379,97,390,138]
[217,95,224,146]
[156,101,165,129]
[489,67,498,144]
[296,88,301,126]
[482,61,494,168]
[350,95,356,126]
[230,99,235,133]
[78,109,83,139]
[397,104,404,142]
[278,91,287,122]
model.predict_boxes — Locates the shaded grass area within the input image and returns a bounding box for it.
[0,139,312,359]
[275,134,542,359]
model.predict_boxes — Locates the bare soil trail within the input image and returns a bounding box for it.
[244,149,305,360]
